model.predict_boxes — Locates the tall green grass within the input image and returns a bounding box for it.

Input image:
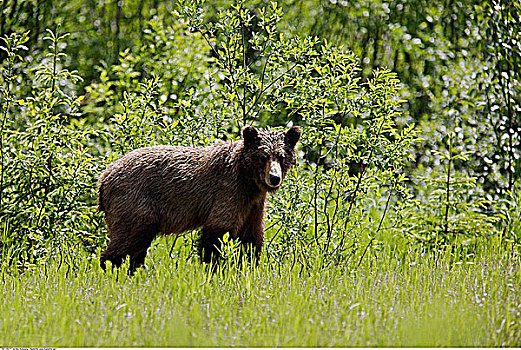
[1,234,519,347]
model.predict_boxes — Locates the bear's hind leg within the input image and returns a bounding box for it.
[126,222,159,275]
[100,236,127,271]
[101,221,158,274]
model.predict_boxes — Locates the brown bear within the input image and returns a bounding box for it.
[97,126,301,274]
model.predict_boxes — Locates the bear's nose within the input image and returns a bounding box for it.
[269,174,281,186]
[266,160,282,188]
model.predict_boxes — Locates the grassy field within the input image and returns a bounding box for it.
[1,233,520,347]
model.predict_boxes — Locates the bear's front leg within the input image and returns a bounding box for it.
[238,204,265,261]
[198,227,226,264]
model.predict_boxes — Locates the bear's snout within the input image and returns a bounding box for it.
[266,160,282,188]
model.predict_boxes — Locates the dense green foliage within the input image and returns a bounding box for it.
[1,0,520,346]
[2,0,519,191]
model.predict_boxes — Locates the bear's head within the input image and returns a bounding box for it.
[241,125,301,192]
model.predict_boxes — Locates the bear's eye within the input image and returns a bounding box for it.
[259,154,269,162]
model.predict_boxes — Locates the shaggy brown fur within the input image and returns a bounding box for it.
[98,126,301,274]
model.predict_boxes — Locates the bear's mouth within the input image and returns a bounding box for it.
[264,181,281,190]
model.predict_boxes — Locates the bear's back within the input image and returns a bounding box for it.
[98,143,241,215]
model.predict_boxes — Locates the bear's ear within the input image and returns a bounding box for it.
[285,126,301,148]
[242,125,259,147]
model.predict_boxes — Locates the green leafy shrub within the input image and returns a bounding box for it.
[83,18,214,123]
[176,0,418,269]
[394,133,499,249]
[0,30,102,268]
[413,0,520,198]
